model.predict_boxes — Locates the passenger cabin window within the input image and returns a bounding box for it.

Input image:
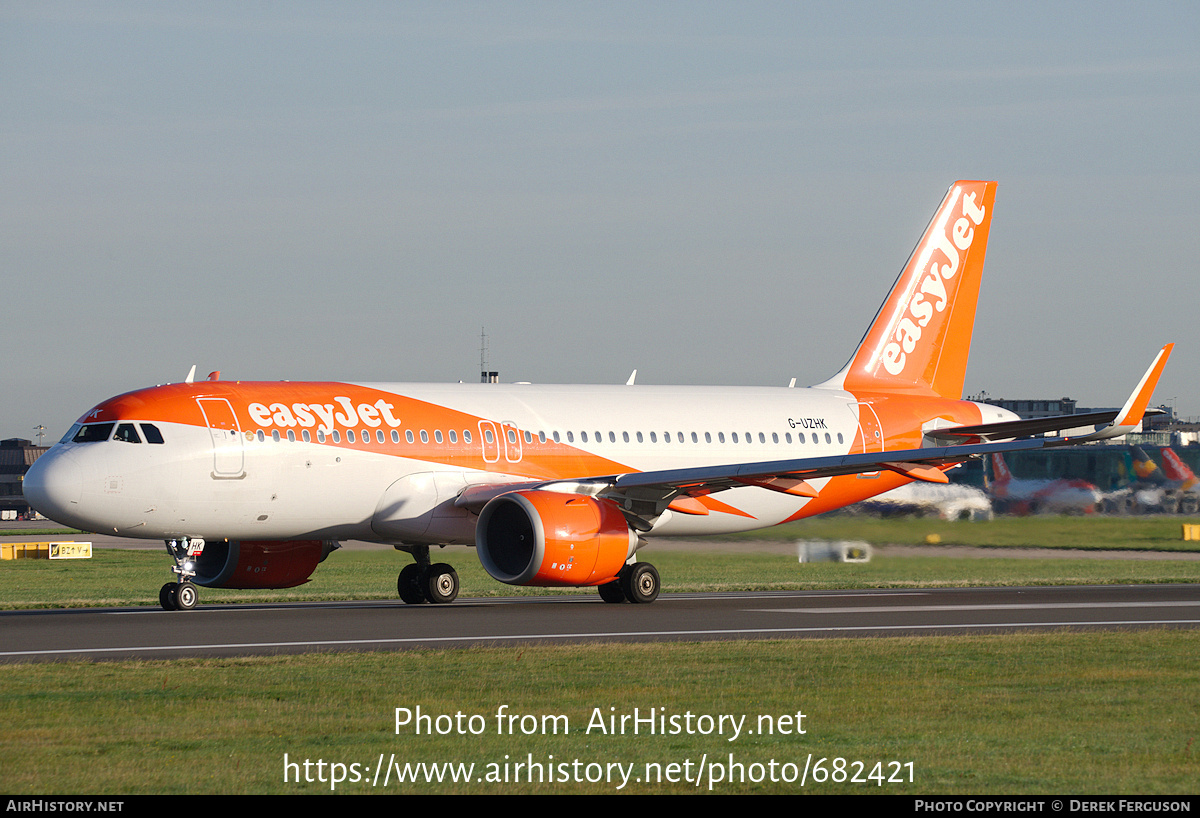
[72,423,114,443]
[114,423,141,443]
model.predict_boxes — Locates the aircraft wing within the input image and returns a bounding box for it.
[929,344,1173,444]
[602,437,1050,494]
[457,345,1173,525]
[927,408,1165,443]
[455,437,1056,525]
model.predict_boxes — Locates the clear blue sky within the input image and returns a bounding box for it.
[3,1,1198,442]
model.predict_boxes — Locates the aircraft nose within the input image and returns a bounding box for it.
[24,449,84,524]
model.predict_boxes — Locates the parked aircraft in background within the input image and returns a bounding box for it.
[24,181,1172,610]
[1112,446,1200,514]
[1159,449,1199,492]
[856,481,993,521]
[987,452,1101,515]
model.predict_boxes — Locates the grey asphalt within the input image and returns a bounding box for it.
[3,583,1198,663]
[5,520,1200,663]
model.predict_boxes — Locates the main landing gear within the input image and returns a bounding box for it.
[160,537,204,611]
[597,561,660,604]
[397,545,460,604]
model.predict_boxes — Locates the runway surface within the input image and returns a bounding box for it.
[3,583,1198,663]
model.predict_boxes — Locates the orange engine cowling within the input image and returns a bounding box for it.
[476,491,636,587]
[192,539,338,589]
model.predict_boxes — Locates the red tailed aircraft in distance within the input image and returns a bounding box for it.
[24,181,1174,610]
[987,452,1101,515]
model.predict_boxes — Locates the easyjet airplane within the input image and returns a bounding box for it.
[987,452,1100,515]
[24,181,1173,611]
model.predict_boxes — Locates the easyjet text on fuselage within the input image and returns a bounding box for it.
[248,397,404,435]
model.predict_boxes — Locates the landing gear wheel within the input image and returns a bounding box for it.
[598,580,626,603]
[398,564,426,604]
[161,537,204,612]
[423,563,459,604]
[619,562,660,604]
[175,581,198,611]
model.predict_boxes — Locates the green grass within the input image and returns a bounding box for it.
[1,632,1196,794]
[3,539,1200,609]
[3,515,1198,794]
[730,514,1200,551]
[0,528,84,537]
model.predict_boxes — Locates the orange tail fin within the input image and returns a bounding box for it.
[1160,449,1199,488]
[823,180,998,398]
[991,452,1013,484]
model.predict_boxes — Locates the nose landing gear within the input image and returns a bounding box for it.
[159,537,205,611]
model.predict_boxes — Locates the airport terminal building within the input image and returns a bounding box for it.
[0,439,48,519]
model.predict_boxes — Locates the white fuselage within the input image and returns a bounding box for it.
[27,381,1000,544]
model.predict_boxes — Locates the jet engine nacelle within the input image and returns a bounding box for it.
[475,490,637,587]
[192,539,339,589]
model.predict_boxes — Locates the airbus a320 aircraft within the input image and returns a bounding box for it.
[987,452,1101,515]
[24,181,1173,610]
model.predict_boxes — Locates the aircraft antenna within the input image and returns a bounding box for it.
[480,327,498,383]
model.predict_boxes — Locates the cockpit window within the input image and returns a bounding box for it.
[140,424,165,444]
[71,423,114,443]
[61,424,82,444]
[114,423,142,443]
